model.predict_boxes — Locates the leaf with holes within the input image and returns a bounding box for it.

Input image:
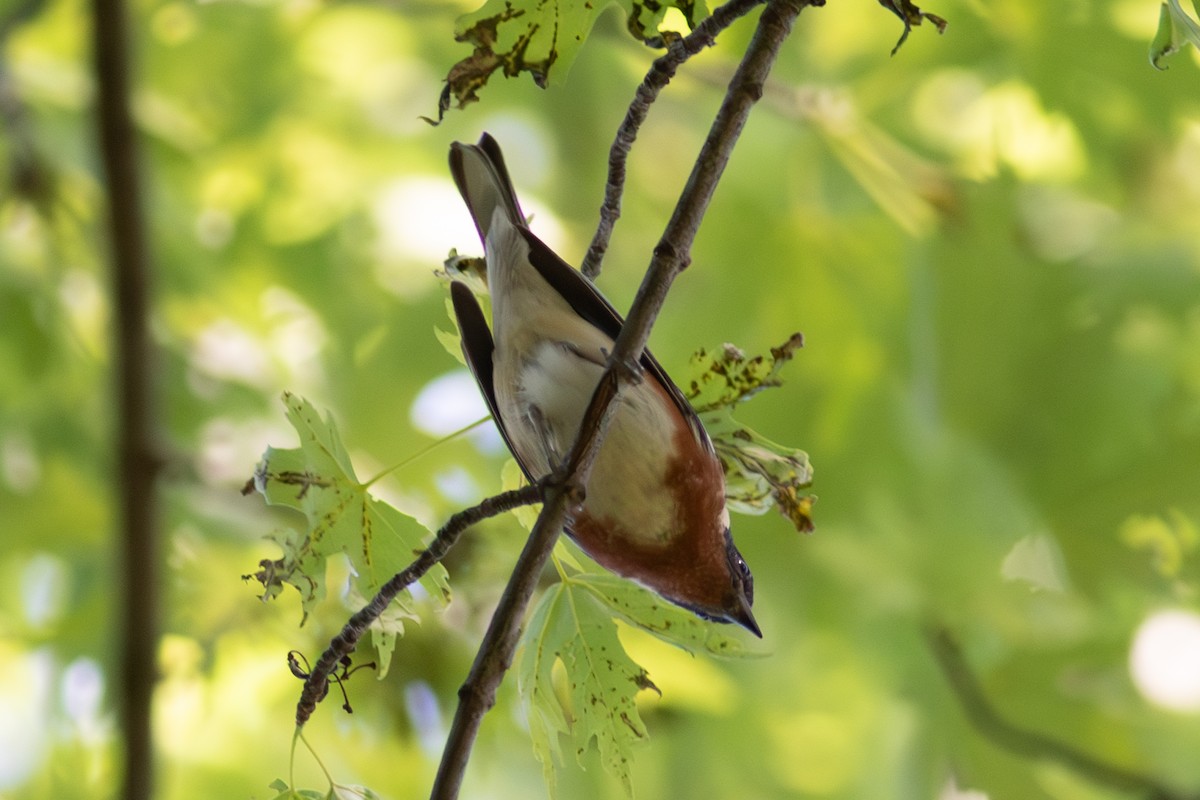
[436,0,709,120]
[575,572,763,657]
[267,778,385,800]
[517,578,658,797]
[246,392,450,675]
[684,335,816,533]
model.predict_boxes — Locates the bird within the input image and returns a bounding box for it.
[448,133,760,637]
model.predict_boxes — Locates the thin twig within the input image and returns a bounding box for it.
[91,2,158,800]
[581,0,766,280]
[926,625,1198,800]
[430,3,816,798]
[295,483,545,726]
[622,0,813,339]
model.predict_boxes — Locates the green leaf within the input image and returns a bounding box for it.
[1150,0,1200,69]
[1000,533,1069,592]
[266,778,327,800]
[434,308,467,368]
[684,336,816,533]
[435,253,489,366]
[330,784,384,800]
[517,578,656,797]
[438,0,709,118]
[1151,3,1181,69]
[1172,0,1200,42]
[516,567,762,795]
[501,457,544,531]
[1120,509,1199,578]
[247,392,450,675]
[575,572,764,658]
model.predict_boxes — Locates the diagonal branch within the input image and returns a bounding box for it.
[430,3,818,798]
[294,482,545,727]
[581,0,767,279]
[926,625,1198,800]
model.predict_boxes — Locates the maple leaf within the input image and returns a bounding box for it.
[434,0,708,121]
[685,335,817,533]
[245,393,450,675]
[517,578,655,797]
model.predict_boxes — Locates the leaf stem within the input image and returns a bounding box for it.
[430,2,817,797]
[295,729,334,788]
[363,416,491,488]
[549,551,570,583]
[289,728,299,794]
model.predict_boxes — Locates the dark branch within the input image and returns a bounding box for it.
[581,0,767,280]
[927,625,1198,800]
[620,0,812,344]
[430,465,584,800]
[91,2,159,800]
[430,3,817,798]
[295,482,545,727]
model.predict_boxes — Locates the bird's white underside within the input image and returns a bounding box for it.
[487,209,676,544]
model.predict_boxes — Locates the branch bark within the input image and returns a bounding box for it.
[90,2,158,800]
[430,2,816,798]
[927,626,1199,800]
[581,0,767,279]
[294,482,545,726]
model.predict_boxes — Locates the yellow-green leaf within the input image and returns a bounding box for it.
[684,336,816,532]
[517,579,655,797]
[501,457,543,531]
[435,253,489,366]
[438,0,709,118]
[246,392,450,675]
[575,573,764,658]
[1150,0,1200,69]
[1121,509,1199,578]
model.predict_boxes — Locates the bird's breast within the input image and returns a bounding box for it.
[496,337,695,549]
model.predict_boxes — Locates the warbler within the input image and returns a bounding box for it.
[448,134,760,636]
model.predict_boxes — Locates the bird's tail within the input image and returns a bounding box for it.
[449,133,526,246]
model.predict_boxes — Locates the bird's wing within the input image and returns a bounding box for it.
[450,131,715,457]
[449,280,535,483]
[520,227,716,456]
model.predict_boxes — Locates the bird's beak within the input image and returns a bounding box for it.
[730,591,762,638]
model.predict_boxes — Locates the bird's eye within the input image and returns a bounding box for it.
[723,530,754,605]
[738,556,754,605]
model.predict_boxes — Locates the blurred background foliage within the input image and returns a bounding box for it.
[2,0,1200,798]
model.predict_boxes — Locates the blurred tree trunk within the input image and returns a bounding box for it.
[91,2,159,799]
